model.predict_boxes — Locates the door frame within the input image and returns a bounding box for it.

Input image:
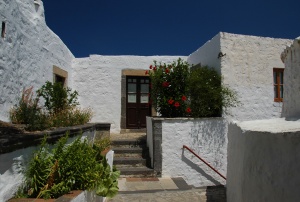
[120,69,155,131]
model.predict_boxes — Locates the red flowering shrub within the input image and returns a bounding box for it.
[148,58,190,117]
[148,58,239,118]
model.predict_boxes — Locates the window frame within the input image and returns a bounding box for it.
[273,68,284,102]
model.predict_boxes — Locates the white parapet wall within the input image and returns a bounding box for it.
[281,37,300,118]
[72,55,186,133]
[148,117,227,187]
[0,0,74,122]
[227,119,300,202]
[188,32,292,122]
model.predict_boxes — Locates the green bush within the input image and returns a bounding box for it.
[189,66,239,117]
[148,59,239,118]
[18,133,119,199]
[9,82,92,131]
[36,81,79,114]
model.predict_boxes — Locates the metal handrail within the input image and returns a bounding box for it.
[182,145,226,180]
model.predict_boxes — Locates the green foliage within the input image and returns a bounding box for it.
[9,82,92,131]
[148,58,239,118]
[148,58,191,117]
[19,133,120,199]
[9,87,49,131]
[189,66,239,117]
[48,107,93,128]
[36,81,79,114]
[94,137,111,153]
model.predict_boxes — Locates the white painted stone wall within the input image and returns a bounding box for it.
[187,33,221,73]
[281,37,300,118]
[227,119,300,202]
[72,55,186,133]
[161,118,227,187]
[0,0,74,121]
[188,32,292,121]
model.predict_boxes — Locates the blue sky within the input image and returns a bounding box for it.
[43,0,300,58]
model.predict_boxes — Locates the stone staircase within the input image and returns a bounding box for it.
[111,133,154,177]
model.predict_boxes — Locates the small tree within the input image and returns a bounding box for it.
[189,66,239,117]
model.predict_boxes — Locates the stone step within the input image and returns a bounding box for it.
[114,157,147,166]
[117,167,155,177]
[113,147,144,154]
[111,139,146,148]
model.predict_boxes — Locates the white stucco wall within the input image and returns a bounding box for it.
[188,32,292,122]
[227,119,300,202]
[281,37,300,118]
[0,0,74,122]
[161,118,227,187]
[72,55,187,133]
[187,33,221,73]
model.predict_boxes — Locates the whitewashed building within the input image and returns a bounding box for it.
[0,0,294,133]
[188,32,292,122]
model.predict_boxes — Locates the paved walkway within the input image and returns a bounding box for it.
[107,177,226,202]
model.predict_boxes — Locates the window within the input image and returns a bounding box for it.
[273,68,284,102]
[1,22,6,38]
[53,66,68,87]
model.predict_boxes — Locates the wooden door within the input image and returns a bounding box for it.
[126,76,151,129]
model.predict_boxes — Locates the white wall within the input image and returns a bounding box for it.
[0,0,74,122]
[161,118,227,187]
[72,55,186,133]
[188,32,292,122]
[187,33,221,73]
[220,32,292,121]
[281,37,300,118]
[227,119,300,202]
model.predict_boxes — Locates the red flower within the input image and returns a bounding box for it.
[186,107,191,113]
[174,102,180,108]
[168,99,174,105]
[149,65,153,69]
[153,66,157,71]
[165,69,170,74]
[145,70,149,75]
[162,81,169,87]
[181,95,187,101]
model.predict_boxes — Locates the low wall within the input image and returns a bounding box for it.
[227,119,300,202]
[0,123,110,202]
[147,117,227,187]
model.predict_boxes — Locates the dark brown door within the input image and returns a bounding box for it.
[126,76,151,129]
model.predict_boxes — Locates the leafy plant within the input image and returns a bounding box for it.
[18,133,120,199]
[36,81,79,114]
[9,82,92,131]
[148,58,191,117]
[94,137,111,153]
[189,66,239,117]
[147,58,239,118]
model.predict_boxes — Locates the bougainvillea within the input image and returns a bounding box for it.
[148,58,191,117]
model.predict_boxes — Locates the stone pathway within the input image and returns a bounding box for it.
[107,177,226,202]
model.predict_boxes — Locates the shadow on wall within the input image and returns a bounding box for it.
[181,149,222,185]
[190,119,227,169]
